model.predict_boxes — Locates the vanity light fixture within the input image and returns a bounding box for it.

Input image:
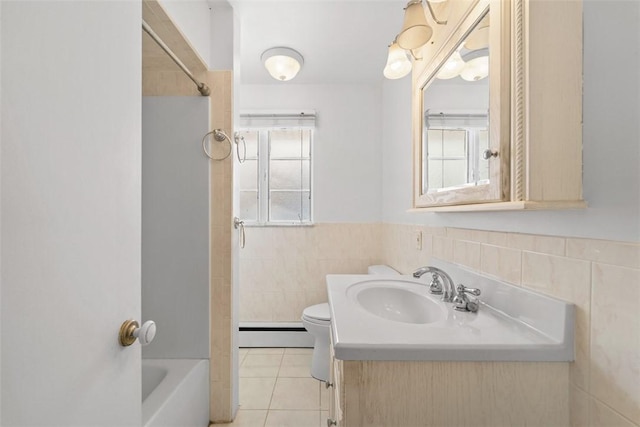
[385,0,449,79]
[383,40,413,79]
[261,47,304,82]
[460,48,489,81]
[396,0,433,50]
[436,50,465,79]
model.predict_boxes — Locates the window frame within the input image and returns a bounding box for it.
[237,127,314,227]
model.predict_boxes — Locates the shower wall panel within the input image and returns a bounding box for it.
[142,96,210,359]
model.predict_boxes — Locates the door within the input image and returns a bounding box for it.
[1,1,142,425]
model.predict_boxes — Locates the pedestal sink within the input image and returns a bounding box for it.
[346,280,446,324]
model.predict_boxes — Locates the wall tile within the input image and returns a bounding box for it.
[453,240,481,271]
[590,398,638,427]
[432,235,455,263]
[480,244,522,285]
[522,252,591,390]
[508,232,566,256]
[567,238,640,269]
[590,263,640,425]
[570,385,589,427]
[239,223,384,322]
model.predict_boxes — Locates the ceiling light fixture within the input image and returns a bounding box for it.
[261,47,304,82]
[383,41,413,79]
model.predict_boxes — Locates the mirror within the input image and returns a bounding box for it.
[422,10,490,194]
[413,2,509,209]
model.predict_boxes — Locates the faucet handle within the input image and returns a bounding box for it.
[457,284,481,296]
[454,284,482,312]
[429,273,444,295]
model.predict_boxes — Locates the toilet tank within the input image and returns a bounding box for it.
[367,265,400,275]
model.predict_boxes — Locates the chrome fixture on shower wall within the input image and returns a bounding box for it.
[201,129,247,163]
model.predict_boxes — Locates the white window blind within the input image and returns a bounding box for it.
[237,112,315,226]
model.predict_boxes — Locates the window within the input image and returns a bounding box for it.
[237,114,314,225]
[423,112,489,192]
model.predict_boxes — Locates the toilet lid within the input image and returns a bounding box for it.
[303,303,330,321]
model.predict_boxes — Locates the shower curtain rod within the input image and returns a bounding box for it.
[142,20,210,96]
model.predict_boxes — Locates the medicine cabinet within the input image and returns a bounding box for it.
[411,0,586,211]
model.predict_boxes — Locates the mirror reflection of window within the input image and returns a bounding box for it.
[421,9,490,194]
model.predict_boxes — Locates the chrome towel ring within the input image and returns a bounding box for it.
[202,129,232,161]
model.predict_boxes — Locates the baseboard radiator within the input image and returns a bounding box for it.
[238,322,314,348]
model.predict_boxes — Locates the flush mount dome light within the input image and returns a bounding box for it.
[261,47,304,82]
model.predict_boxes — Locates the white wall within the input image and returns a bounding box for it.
[159,0,212,68]
[210,1,234,70]
[381,0,640,243]
[240,84,383,223]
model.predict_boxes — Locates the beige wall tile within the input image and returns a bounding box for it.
[508,232,566,256]
[480,244,522,285]
[590,398,637,427]
[522,252,591,390]
[239,224,384,322]
[570,385,589,427]
[590,263,640,425]
[453,240,481,271]
[567,238,640,269]
[432,235,455,263]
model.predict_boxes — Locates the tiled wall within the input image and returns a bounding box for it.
[208,70,234,423]
[381,223,640,427]
[239,223,382,322]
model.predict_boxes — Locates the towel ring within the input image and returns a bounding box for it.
[202,129,232,161]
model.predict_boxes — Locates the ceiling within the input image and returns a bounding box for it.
[227,0,409,85]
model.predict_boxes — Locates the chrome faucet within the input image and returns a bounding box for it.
[413,266,457,302]
[453,284,482,312]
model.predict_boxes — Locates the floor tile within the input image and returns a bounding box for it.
[284,347,313,355]
[240,365,281,378]
[239,378,276,410]
[281,354,312,367]
[265,410,320,427]
[248,348,285,355]
[270,377,320,410]
[239,348,249,365]
[243,354,283,367]
[278,365,313,378]
[217,409,267,427]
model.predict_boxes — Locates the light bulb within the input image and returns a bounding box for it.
[436,51,465,79]
[460,56,489,81]
[383,42,412,79]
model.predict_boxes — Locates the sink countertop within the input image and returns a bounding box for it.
[327,261,574,362]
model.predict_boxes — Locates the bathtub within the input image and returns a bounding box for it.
[142,359,209,427]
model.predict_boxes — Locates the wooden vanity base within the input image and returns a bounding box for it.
[329,357,569,427]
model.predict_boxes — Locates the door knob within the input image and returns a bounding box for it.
[119,320,156,347]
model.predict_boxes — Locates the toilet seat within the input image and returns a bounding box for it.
[302,303,330,321]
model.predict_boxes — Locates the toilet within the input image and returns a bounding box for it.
[301,264,399,382]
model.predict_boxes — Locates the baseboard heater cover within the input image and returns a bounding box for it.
[239,322,314,348]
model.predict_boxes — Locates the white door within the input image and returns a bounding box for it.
[1,1,142,425]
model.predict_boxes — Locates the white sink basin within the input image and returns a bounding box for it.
[327,262,575,362]
[348,281,445,324]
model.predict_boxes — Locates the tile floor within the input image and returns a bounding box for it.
[219,347,329,427]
